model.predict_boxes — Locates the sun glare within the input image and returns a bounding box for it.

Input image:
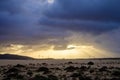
[48,0,54,4]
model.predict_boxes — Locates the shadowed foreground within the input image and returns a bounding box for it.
[0,59,120,80]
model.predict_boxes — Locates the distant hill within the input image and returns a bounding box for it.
[0,54,34,60]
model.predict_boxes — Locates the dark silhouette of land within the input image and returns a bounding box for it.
[0,54,34,60]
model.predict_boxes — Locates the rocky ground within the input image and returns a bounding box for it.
[0,59,120,80]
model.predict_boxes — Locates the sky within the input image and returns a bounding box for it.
[0,0,120,59]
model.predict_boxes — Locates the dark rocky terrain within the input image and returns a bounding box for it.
[0,59,120,80]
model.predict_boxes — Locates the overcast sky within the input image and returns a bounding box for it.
[0,0,120,58]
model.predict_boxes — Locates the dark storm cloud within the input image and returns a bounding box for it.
[45,0,120,22]
[0,0,32,37]
[0,0,25,13]
[42,0,120,33]
[1,0,120,41]
[39,17,120,34]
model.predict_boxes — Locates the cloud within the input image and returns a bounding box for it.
[1,0,120,38]
[41,0,120,33]
[45,0,120,22]
[0,0,120,57]
[95,28,120,54]
[39,17,120,34]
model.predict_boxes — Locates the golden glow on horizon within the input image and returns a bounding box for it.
[0,44,115,59]
[29,45,114,59]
